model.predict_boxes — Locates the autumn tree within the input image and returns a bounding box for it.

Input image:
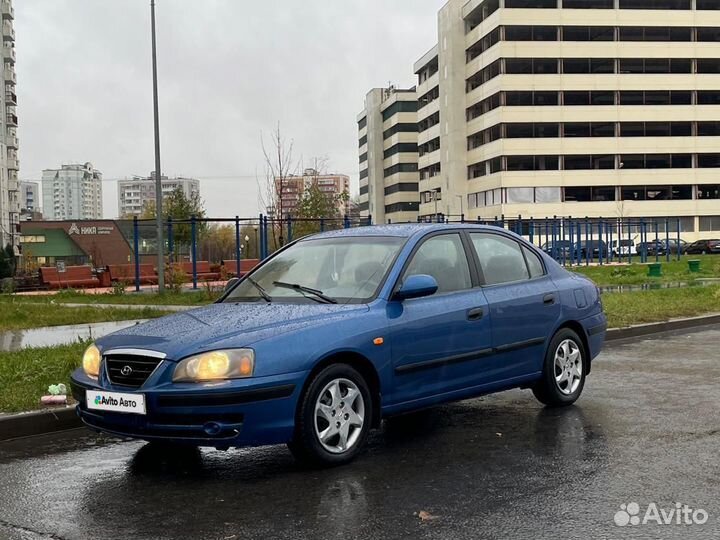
[142,187,207,259]
[258,124,299,250]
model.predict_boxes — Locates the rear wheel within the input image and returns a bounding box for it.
[289,364,372,467]
[532,329,586,407]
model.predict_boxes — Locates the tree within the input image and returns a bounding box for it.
[293,180,346,239]
[0,244,16,279]
[258,123,299,249]
[142,187,207,259]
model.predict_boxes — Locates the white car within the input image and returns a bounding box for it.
[610,239,637,257]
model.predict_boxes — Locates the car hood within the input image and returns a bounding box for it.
[96,302,369,360]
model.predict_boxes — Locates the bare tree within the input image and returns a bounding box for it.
[258,123,299,249]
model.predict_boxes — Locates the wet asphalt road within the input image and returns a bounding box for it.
[1,326,720,539]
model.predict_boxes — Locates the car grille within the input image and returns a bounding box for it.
[104,354,163,388]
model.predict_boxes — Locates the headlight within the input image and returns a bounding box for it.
[173,349,254,382]
[82,344,101,378]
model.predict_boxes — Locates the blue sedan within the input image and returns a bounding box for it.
[70,224,606,465]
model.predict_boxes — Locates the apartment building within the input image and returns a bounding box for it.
[42,163,103,221]
[0,0,17,248]
[117,173,200,217]
[19,181,39,212]
[274,169,350,218]
[358,87,420,223]
[364,0,720,237]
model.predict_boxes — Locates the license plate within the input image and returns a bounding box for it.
[86,390,146,415]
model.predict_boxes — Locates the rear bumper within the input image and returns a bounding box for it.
[70,370,305,448]
[582,312,608,362]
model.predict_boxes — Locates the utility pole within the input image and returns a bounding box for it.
[151,0,164,291]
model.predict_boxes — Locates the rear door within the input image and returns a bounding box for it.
[387,232,492,405]
[467,232,561,379]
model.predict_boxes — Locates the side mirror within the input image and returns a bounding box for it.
[224,277,240,292]
[393,274,438,301]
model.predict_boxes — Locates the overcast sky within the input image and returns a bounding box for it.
[15,0,443,218]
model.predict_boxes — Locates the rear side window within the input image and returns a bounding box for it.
[522,246,545,278]
[404,234,472,294]
[469,233,530,285]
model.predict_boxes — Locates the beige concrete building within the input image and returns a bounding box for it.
[42,163,103,221]
[358,87,420,224]
[274,169,350,218]
[0,0,17,249]
[369,0,720,237]
[118,173,200,217]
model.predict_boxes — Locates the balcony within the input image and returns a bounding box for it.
[5,90,14,105]
[1,1,12,20]
[3,45,14,64]
[2,21,13,41]
[5,134,16,148]
[6,112,16,126]
[7,157,18,170]
[3,66,14,85]
[7,179,17,192]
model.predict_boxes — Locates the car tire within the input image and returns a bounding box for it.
[532,329,586,408]
[288,364,373,467]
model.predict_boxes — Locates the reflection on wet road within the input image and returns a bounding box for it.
[1,326,719,539]
[0,320,146,352]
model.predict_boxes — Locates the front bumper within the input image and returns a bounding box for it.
[70,370,305,448]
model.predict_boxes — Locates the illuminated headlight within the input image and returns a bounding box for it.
[82,344,101,379]
[173,349,255,382]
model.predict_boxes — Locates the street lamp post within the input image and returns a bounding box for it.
[150,0,164,292]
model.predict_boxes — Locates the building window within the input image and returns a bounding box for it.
[505,0,556,6]
[383,123,417,139]
[385,202,420,214]
[562,26,614,41]
[698,184,720,199]
[381,101,418,121]
[383,143,418,159]
[562,0,614,7]
[384,163,418,177]
[505,58,559,74]
[384,183,419,195]
[700,216,720,231]
[696,28,720,41]
[358,117,367,130]
[505,26,558,41]
[618,27,692,41]
[697,59,720,73]
[698,0,720,9]
[698,91,720,104]
[619,0,691,8]
[358,135,367,148]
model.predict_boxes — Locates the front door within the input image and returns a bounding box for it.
[386,233,492,406]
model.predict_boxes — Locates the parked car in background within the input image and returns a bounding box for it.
[642,238,688,256]
[541,240,573,259]
[684,239,720,255]
[578,239,609,259]
[610,239,637,258]
[70,224,607,466]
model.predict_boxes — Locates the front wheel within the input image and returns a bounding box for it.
[288,364,372,467]
[532,329,586,407]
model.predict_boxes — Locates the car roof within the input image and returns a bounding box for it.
[306,223,506,240]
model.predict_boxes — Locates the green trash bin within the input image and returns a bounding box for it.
[648,263,663,278]
[688,260,701,273]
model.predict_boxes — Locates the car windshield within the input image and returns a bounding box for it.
[223,236,405,304]
[619,240,634,247]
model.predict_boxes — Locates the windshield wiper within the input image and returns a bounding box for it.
[246,277,272,303]
[273,281,338,304]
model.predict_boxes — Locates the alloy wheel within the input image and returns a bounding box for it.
[554,339,582,396]
[314,378,365,454]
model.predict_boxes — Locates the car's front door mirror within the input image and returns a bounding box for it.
[224,277,240,292]
[393,274,438,301]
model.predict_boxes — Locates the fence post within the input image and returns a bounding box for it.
[676,218,681,261]
[584,218,590,266]
[461,213,465,224]
[627,219,632,265]
[320,218,325,232]
[598,220,604,266]
[235,216,241,277]
[287,215,293,243]
[344,214,350,229]
[529,217,535,245]
[367,214,372,226]
[654,220,659,263]
[191,216,198,290]
[167,217,174,263]
[640,218,647,264]
[665,218,671,263]
[133,216,140,292]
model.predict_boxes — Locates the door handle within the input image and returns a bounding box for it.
[467,307,484,321]
[543,294,556,305]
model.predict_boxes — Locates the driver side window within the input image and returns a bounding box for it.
[403,234,472,294]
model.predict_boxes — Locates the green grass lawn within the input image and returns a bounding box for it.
[602,286,720,328]
[6,288,221,307]
[573,255,720,286]
[0,342,84,413]
[0,300,172,331]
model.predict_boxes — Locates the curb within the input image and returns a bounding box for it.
[606,313,720,342]
[1,313,719,443]
[0,406,80,442]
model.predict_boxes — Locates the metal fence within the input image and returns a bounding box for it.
[126,213,689,291]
